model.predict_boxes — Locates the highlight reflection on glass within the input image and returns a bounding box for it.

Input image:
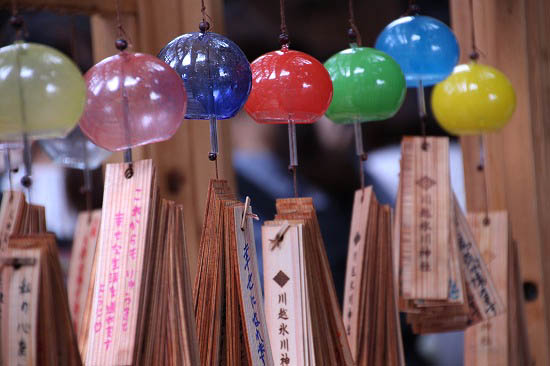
[324,46,406,124]
[79,52,187,152]
[375,15,459,87]
[0,42,86,140]
[431,62,516,135]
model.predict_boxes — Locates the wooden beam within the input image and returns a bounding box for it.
[0,0,136,15]
[450,1,550,364]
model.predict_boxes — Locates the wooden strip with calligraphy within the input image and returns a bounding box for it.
[1,248,40,366]
[67,210,102,335]
[174,205,200,365]
[233,205,274,366]
[276,198,354,366]
[454,198,504,321]
[263,222,306,366]
[342,187,373,360]
[0,191,26,251]
[464,211,508,366]
[85,160,156,366]
[400,136,450,300]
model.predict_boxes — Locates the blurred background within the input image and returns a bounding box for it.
[0,0,466,364]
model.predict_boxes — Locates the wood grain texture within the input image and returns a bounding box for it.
[67,210,102,337]
[85,160,156,365]
[264,198,354,366]
[450,1,550,363]
[464,212,508,366]
[399,137,450,300]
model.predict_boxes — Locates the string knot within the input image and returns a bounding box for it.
[279,33,290,47]
[407,4,420,15]
[9,15,24,30]
[115,38,128,51]
[199,21,210,33]
[347,28,357,43]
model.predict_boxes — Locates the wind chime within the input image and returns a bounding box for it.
[376,2,460,137]
[158,3,274,365]
[0,10,85,202]
[375,1,504,335]
[244,0,333,198]
[76,7,201,364]
[323,0,406,364]
[245,1,353,365]
[158,2,252,176]
[0,9,86,366]
[431,1,529,364]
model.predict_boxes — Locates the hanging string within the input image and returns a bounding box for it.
[476,135,490,225]
[468,0,489,225]
[8,0,31,206]
[288,117,298,198]
[417,79,428,150]
[199,0,217,180]
[468,0,479,60]
[9,2,33,202]
[113,0,135,179]
[278,2,296,197]
[347,0,367,196]
[279,0,289,46]
[347,0,362,46]
[403,0,420,16]
[10,0,26,41]
[4,149,13,195]
[113,0,133,50]
[199,0,212,31]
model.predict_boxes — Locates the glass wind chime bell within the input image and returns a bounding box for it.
[40,126,112,204]
[0,14,86,190]
[324,20,405,180]
[375,7,459,137]
[375,14,460,88]
[158,20,252,163]
[431,62,516,135]
[431,2,516,224]
[80,39,187,155]
[40,127,111,170]
[245,24,333,196]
